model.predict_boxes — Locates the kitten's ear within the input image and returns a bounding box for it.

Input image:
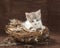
[25,12,29,16]
[25,12,30,19]
[36,9,41,14]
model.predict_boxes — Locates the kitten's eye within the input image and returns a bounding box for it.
[36,19,39,21]
[30,27,33,29]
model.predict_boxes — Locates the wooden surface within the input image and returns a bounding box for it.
[0,32,60,48]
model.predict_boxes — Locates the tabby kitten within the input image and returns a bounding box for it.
[22,9,45,32]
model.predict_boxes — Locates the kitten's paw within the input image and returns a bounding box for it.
[29,27,36,32]
[42,26,45,30]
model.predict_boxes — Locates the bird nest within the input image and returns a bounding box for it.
[5,19,49,44]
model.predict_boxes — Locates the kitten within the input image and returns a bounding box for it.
[22,9,45,32]
[9,9,45,32]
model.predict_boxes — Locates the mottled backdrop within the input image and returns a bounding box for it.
[0,0,60,35]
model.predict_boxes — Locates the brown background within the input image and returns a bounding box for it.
[48,0,60,32]
[0,0,60,48]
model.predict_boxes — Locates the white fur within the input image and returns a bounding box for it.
[22,19,45,31]
[23,9,45,32]
[22,20,32,29]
